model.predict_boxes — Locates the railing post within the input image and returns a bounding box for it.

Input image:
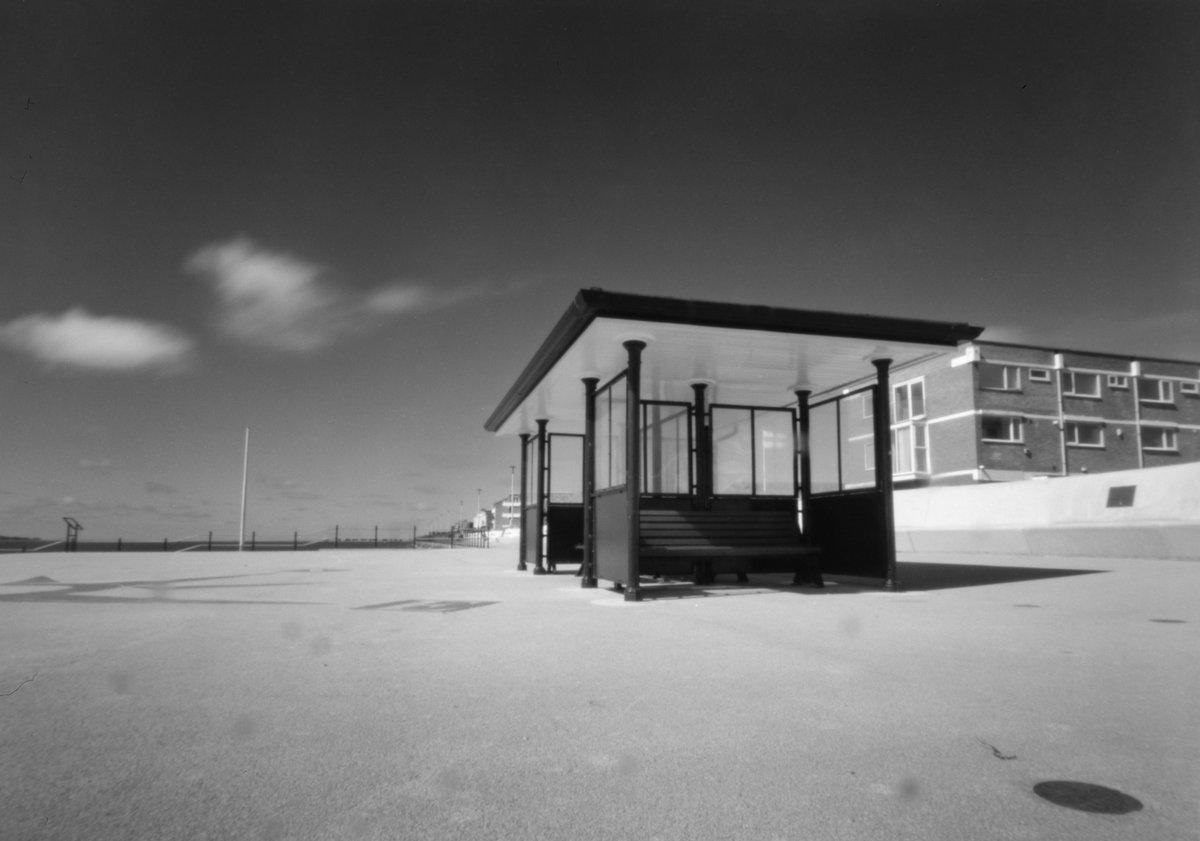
[532,419,549,574]
[334,525,339,548]
[117,538,122,552]
[374,525,378,547]
[690,381,711,507]
[793,387,813,539]
[163,538,168,551]
[412,525,417,546]
[581,376,599,588]
[871,357,898,590]
[624,340,646,601]
[293,531,298,550]
[251,531,256,551]
[207,531,213,551]
[517,433,531,570]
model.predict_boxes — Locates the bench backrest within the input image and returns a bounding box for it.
[640,509,801,548]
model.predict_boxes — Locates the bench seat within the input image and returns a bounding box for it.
[639,509,823,587]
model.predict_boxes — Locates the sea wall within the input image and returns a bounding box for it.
[894,461,1200,559]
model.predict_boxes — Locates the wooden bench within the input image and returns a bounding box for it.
[639,509,823,587]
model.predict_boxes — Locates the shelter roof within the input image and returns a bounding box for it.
[485,289,983,435]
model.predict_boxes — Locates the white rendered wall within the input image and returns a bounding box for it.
[894,461,1200,559]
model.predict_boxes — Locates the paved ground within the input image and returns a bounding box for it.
[0,545,1196,841]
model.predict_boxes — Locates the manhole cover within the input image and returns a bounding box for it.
[1033,781,1143,814]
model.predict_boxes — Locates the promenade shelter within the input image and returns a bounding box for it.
[485,289,983,600]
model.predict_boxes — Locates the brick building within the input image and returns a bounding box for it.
[821,340,1200,486]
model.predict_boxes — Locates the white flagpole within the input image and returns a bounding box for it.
[239,427,250,551]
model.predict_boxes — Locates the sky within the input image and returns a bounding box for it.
[2,0,1198,541]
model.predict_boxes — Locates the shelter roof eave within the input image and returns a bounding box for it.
[484,289,984,434]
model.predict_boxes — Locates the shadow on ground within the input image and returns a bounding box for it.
[895,561,1106,591]
[570,561,1107,601]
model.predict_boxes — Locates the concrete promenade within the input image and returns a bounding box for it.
[1,546,1196,840]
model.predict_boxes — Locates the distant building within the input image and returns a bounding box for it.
[821,340,1200,485]
[472,509,493,530]
[491,494,520,531]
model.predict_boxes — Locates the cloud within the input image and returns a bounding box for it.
[0,309,195,372]
[78,458,113,472]
[187,237,496,353]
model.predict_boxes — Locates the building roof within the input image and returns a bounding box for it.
[485,289,984,435]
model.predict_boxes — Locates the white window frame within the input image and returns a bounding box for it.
[1138,378,1174,404]
[1142,426,1179,452]
[1063,371,1102,398]
[1181,381,1199,396]
[891,378,926,423]
[891,422,929,476]
[979,363,1021,392]
[1108,375,1129,389]
[1029,368,1051,383]
[1065,421,1105,448]
[981,416,1023,443]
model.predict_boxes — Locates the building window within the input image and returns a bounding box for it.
[1138,378,1173,404]
[892,379,925,421]
[1029,368,1051,383]
[1181,381,1199,396]
[1108,375,1129,389]
[1065,421,1104,448]
[979,363,1020,391]
[1063,371,1101,398]
[892,423,928,475]
[861,392,873,418]
[981,416,1023,442]
[1143,427,1179,451]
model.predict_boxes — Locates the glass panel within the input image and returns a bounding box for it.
[609,387,626,488]
[910,381,925,417]
[523,437,537,503]
[595,381,628,491]
[980,363,1015,390]
[548,435,583,503]
[849,429,878,489]
[755,409,795,495]
[712,407,754,494]
[893,385,910,422]
[643,403,690,495]
[809,402,841,494]
[913,424,928,472]
[892,425,913,474]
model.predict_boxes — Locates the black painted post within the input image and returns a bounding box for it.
[690,382,710,508]
[207,531,212,551]
[334,525,339,548]
[412,525,416,546]
[581,376,599,588]
[294,531,298,550]
[794,389,813,538]
[871,358,898,590]
[533,419,549,574]
[163,538,168,551]
[517,433,530,571]
[624,340,646,601]
[374,525,378,547]
[251,531,256,551]
[117,538,122,552]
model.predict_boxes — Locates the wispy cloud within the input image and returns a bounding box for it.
[186,237,497,353]
[0,309,195,372]
[77,458,113,472]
